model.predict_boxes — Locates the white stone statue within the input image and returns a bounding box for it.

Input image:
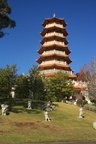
[10,87,15,98]
[74,99,77,105]
[1,104,9,116]
[27,101,32,109]
[69,96,72,100]
[44,111,51,121]
[10,91,15,98]
[79,107,84,118]
[93,122,96,129]
[47,101,51,107]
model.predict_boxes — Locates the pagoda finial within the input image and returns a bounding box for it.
[53,13,56,17]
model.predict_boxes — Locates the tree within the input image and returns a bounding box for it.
[0,0,16,38]
[15,74,29,98]
[0,64,17,99]
[28,66,46,101]
[77,58,96,100]
[45,72,74,102]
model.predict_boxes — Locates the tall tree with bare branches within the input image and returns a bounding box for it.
[77,58,96,100]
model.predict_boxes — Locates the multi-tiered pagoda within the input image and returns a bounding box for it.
[37,15,76,79]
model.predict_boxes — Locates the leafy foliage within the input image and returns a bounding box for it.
[15,74,29,98]
[0,0,16,37]
[28,66,46,101]
[0,65,75,104]
[45,72,74,102]
[0,64,17,98]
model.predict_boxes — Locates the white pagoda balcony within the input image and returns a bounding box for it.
[42,50,66,56]
[72,80,88,88]
[43,40,67,47]
[45,23,64,28]
[40,69,73,75]
[40,69,57,74]
[40,60,68,66]
[44,32,64,38]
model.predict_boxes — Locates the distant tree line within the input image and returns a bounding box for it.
[0,65,74,104]
[0,58,96,105]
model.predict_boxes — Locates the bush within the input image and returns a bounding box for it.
[83,100,88,105]
[76,99,88,107]
[76,99,83,107]
[84,104,96,112]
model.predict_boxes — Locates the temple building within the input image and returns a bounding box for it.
[37,15,77,79]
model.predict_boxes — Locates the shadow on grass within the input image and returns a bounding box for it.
[11,106,42,114]
[0,98,58,115]
[0,98,44,114]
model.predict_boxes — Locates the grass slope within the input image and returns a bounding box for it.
[0,102,96,143]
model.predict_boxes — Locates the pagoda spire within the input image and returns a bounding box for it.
[53,13,56,17]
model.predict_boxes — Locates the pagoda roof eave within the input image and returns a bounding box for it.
[42,17,67,27]
[41,36,68,45]
[73,86,87,90]
[37,45,71,55]
[41,26,68,36]
[39,73,77,78]
[38,64,71,71]
[69,74,77,80]
[37,54,72,63]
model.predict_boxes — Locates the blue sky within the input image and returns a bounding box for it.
[0,0,96,74]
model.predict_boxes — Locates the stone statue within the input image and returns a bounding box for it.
[44,111,51,121]
[79,106,84,118]
[1,104,9,116]
[10,87,15,98]
[27,100,32,109]
[74,99,77,105]
[93,122,96,129]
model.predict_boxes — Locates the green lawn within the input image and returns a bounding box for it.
[0,102,96,143]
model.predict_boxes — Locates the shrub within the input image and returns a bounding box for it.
[84,104,96,112]
[76,99,83,107]
[76,99,88,107]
